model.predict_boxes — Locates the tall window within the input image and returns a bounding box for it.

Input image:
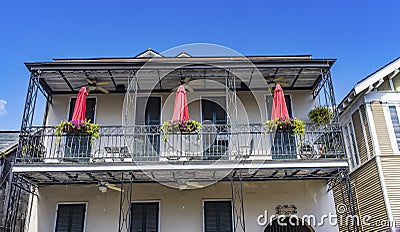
[267,95,296,159]
[201,98,228,160]
[135,97,162,158]
[343,121,360,169]
[388,105,400,151]
[55,203,86,232]
[131,202,159,232]
[65,98,97,161]
[203,200,233,232]
[201,98,227,125]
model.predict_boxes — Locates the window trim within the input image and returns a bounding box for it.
[384,104,400,154]
[67,97,97,123]
[202,199,234,232]
[53,202,88,232]
[130,200,161,232]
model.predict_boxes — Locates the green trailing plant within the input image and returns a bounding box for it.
[264,117,305,136]
[21,144,44,158]
[308,106,333,124]
[55,119,99,145]
[159,119,202,142]
[321,142,341,153]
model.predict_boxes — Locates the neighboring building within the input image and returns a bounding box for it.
[0,131,25,231]
[337,57,400,231]
[9,49,353,232]
[0,131,19,151]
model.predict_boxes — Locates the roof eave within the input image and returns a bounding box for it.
[24,58,336,72]
[338,56,400,114]
[0,143,18,157]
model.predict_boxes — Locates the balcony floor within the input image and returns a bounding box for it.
[13,159,348,185]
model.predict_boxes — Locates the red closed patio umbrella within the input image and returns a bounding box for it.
[172,85,190,121]
[71,87,89,122]
[271,84,289,120]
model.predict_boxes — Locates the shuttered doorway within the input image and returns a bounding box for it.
[64,98,96,162]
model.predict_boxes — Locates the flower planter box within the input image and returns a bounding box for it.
[271,129,297,160]
[55,119,99,163]
[63,133,92,162]
[163,132,202,160]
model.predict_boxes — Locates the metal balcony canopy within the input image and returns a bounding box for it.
[24,54,336,94]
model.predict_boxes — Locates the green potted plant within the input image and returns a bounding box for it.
[159,118,202,142]
[55,119,99,162]
[264,117,305,159]
[308,106,333,124]
[264,117,305,136]
[55,119,99,145]
[21,143,44,162]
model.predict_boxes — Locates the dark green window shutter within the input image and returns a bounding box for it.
[55,204,86,232]
[131,202,159,232]
[204,201,232,232]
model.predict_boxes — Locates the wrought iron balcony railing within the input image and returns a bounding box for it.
[16,124,345,163]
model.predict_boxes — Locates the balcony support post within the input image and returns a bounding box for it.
[3,173,36,232]
[226,70,239,156]
[124,70,138,127]
[230,170,246,232]
[18,72,41,162]
[123,71,138,156]
[118,172,134,232]
[313,70,339,121]
[225,69,238,126]
[336,169,359,232]
[20,73,40,133]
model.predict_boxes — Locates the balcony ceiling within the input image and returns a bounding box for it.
[26,58,335,94]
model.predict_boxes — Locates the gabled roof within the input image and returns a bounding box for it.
[135,48,163,58]
[338,56,400,113]
[176,52,192,58]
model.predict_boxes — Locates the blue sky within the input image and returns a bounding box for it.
[0,0,399,130]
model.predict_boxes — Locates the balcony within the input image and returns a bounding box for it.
[16,123,345,164]
[13,54,349,183]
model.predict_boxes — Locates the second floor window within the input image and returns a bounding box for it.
[266,95,293,119]
[135,97,161,126]
[201,98,227,125]
[388,105,400,151]
[68,98,96,122]
[343,121,360,169]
